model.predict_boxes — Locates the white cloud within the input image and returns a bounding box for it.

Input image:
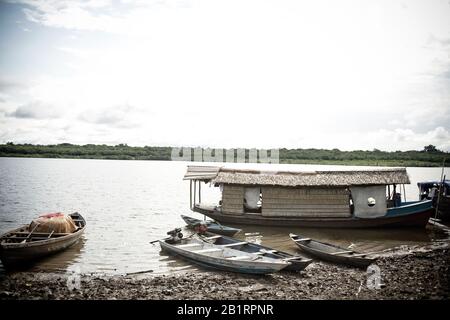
[1,0,449,151]
[368,127,450,151]
[7,100,64,119]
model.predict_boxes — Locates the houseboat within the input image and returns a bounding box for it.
[183,166,433,228]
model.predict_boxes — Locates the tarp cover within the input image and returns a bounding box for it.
[30,213,77,233]
[350,186,387,218]
[244,187,260,209]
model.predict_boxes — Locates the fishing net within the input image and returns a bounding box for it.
[29,213,77,234]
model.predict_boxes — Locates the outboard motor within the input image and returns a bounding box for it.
[166,228,183,243]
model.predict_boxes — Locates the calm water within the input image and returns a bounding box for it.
[0,158,448,275]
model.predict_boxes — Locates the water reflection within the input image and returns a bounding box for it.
[30,237,86,273]
[228,224,445,256]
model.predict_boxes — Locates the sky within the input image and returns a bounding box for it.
[0,0,449,151]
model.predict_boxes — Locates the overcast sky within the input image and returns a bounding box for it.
[0,0,449,151]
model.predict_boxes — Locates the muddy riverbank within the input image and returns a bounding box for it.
[1,242,449,300]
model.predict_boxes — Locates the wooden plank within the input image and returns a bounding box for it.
[190,180,192,209]
[294,238,311,242]
[351,253,368,257]
[261,208,350,213]
[263,194,349,200]
[223,210,244,215]
[9,232,70,236]
[194,248,222,254]
[262,187,349,196]
[193,179,197,206]
[226,256,251,260]
[260,249,277,254]
[282,256,303,261]
[262,204,350,210]
[222,200,245,205]
[4,236,51,242]
[263,199,349,205]
[261,210,351,217]
[203,235,222,240]
[22,224,39,242]
[221,242,248,247]
[177,243,203,248]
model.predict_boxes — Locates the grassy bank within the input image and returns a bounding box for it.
[0,143,448,167]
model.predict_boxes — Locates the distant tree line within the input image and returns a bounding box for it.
[278,145,447,167]
[0,143,448,167]
[0,143,172,161]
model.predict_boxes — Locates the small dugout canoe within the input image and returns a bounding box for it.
[199,232,312,272]
[0,212,86,268]
[181,214,241,236]
[289,233,376,268]
[159,236,290,274]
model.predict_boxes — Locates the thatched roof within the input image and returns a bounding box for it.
[183,166,410,187]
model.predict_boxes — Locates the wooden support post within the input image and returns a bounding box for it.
[190,180,192,209]
[193,179,197,208]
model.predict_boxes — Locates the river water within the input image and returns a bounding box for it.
[0,158,448,275]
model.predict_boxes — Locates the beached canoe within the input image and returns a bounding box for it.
[289,233,376,268]
[199,232,312,272]
[0,212,86,268]
[159,236,290,274]
[181,214,241,236]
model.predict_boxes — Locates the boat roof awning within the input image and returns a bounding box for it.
[183,165,410,187]
[417,180,450,188]
[183,165,221,181]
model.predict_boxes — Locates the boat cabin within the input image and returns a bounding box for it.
[417,179,450,221]
[183,166,411,220]
[418,180,449,201]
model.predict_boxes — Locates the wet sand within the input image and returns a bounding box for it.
[1,242,449,300]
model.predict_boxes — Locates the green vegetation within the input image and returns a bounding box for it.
[0,143,172,161]
[0,143,448,167]
[279,147,448,167]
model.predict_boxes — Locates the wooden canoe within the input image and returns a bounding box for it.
[159,236,290,274]
[0,212,86,268]
[181,214,241,236]
[289,233,376,268]
[199,232,312,272]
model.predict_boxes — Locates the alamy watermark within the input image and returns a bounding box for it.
[366,264,384,290]
[66,266,81,292]
[171,147,279,163]
[357,264,384,296]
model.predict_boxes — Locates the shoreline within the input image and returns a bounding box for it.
[0,155,447,168]
[1,242,449,300]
